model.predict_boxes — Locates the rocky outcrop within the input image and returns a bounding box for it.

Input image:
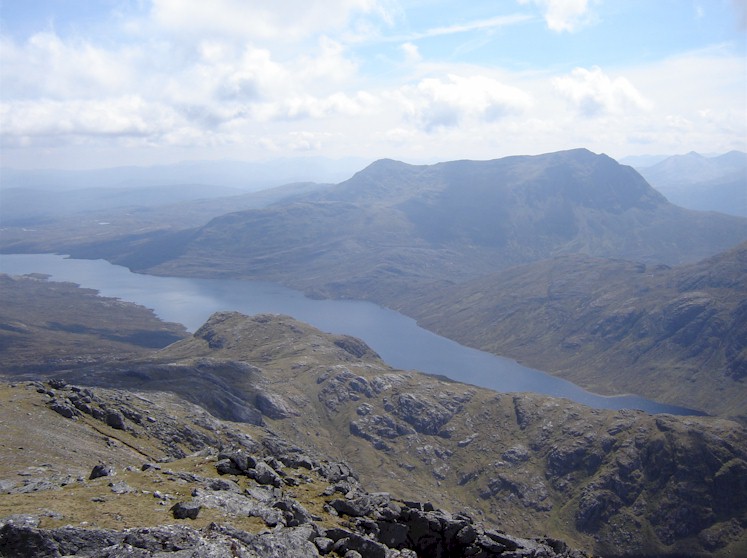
[255,391,298,419]
[1,450,588,558]
[200,438,587,558]
[0,522,322,558]
[36,381,221,460]
[170,501,201,520]
[0,517,587,558]
[389,390,472,436]
[88,464,114,480]
[1,387,590,558]
[333,335,381,360]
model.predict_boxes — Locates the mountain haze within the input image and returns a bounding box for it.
[88,149,747,305]
[636,151,747,217]
[0,157,368,192]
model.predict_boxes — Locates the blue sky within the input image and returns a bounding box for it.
[1,0,745,169]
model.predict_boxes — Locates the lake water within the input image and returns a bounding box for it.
[0,253,703,415]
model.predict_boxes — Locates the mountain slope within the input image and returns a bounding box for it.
[84,149,747,305]
[1,276,745,556]
[400,242,747,419]
[2,380,588,558]
[44,311,747,557]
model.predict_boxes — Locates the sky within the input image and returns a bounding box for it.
[0,0,745,169]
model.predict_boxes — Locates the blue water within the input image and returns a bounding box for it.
[0,253,703,415]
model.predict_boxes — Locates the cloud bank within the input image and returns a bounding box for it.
[0,0,744,167]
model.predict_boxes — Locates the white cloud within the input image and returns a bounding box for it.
[0,97,182,142]
[287,130,326,151]
[168,43,287,107]
[553,66,652,117]
[265,91,377,121]
[518,0,594,32]
[297,37,359,86]
[401,42,422,64]
[0,23,373,150]
[367,13,532,44]
[395,74,532,132]
[149,0,385,41]
[410,13,533,39]
[0,33,139,99]
[1,2,743,167]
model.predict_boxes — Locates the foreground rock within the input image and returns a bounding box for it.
[0,382,587,558]
[0,520,587,558]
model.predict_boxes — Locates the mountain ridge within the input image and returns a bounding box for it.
[636,150,747,216]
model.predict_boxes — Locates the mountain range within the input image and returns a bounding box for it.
[636,151,747,217]
[2,148,746,418]
[20,148,743,305]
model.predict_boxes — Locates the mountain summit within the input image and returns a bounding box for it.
[80,149,747,304]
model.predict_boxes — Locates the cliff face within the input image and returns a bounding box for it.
[38,311,747,557]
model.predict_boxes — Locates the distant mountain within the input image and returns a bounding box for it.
[0,183,242,227]
[0,156,369,192]
[636,151,747,217]
[619,154,671,167]
[0,180,329,228]
[400,241,747,418]
[74,148,747,305]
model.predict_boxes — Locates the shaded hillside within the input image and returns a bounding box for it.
[60,148,747,305]
[51,311,747,557]
[0,273,187,374]
[637,151,747,217]
[401,242,747,419]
